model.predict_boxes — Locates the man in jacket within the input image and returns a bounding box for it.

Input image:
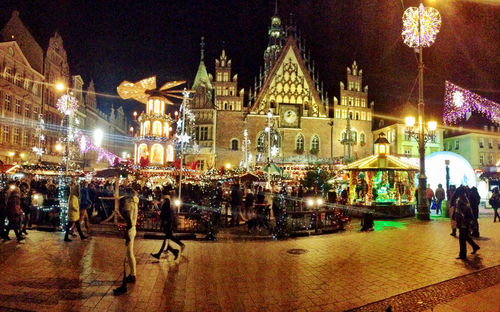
[151,188,184,260]
[453,186,480,260]
[435,184,446,215]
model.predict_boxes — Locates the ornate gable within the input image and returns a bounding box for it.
[251,36,326,117]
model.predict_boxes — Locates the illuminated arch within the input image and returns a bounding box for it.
[152,121,162,136]
[154,99,160,114]
[164,122,170,137]
[143,120,151,136]
[166,145,174,162]
[138,144,148,161]
[151,143,164,164]
[147,99,154,114]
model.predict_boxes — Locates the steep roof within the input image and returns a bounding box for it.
[192,59,213,91]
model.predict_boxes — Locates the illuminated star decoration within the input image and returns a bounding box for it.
[443,81,500,126]
[176,133,191,143]
[32,146,44,156]
[402,3,441,48]
[56,94,79,115]
[39,134,45,141]
[271,145,279,157]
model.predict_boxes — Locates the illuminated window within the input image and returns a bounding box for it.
[341,110,347,119]
[200,127,208,141]
[360,133,365,145]
[355,112,359,120]
[13,128,20,144]
[166,145,174,162]
[25,104,30,118]
[296,134,304,151]
[151,144,164,164]
[223,72,229,81]
[367,112,372,121]
[216,72,221,81]
[22,131,28,146]
[361,111,366,120]
[335,109,340,118]
[355,98,360,107]
[342,96,347,106]
[4,94,11,111]
[164,122,170,137]
[143,121,151,136]
[15,99,21,114]
[311,135,320,151]
[152,121,162,136]
[2,126,9,143]
[361,99,366,107]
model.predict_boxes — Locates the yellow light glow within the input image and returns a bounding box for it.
[379,144,386,154]
[428,121,437,131]
[130,127,134,132]
[56,82,66,91]
[8,151,14,157]
[19,153,25,158]
[10,185,15,190]
[225,163,231,169]
[55,143,63,152]
[174,199,181,207]
[307,198,314,207]
[317,198,324,205]
[34,194,39,200]
[405,116,415,127]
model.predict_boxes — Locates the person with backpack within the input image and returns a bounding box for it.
[453,186,479,260]
[489,187,500,223]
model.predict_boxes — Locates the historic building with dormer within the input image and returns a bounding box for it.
[0,11,132,168]
[188,8,375,171]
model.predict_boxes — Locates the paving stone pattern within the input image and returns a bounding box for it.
[0,216,500,311]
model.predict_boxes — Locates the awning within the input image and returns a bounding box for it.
[263,163,282,175]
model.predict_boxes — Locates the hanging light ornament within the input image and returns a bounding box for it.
[402,3,441,48]
[56,94,79,115]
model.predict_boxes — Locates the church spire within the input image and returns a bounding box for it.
[263,1,286,76]
[200,36,205,61]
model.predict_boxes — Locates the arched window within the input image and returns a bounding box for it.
[360,133,366,145]
[311,135,320,151]
[154,99,160,114]
[166,145,174,162]
[257,133,266,152]
[152,121,162,136]
[143,121,151,136]
[231,139,239,151]
[355,112,359,120]
[352,131,357,143]
[147,100,153,114]
[296,134,304,152]
[151,144,164,164]
[138,144,148,161]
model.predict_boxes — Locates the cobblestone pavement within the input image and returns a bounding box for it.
[1,216,500,312]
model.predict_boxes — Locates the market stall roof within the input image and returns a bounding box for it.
[480,171,500,181]
[343,154,419,171]
[0,164,18,174]
[263,163,282,175]
[95,168,130,178]
[240,172,260,183]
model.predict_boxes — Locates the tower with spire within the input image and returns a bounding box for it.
[263,1,286,77]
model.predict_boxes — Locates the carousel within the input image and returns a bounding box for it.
[343,133,419,218]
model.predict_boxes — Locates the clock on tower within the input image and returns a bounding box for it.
[279,104,300,128]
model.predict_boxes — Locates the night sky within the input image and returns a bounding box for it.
[1,0,499,121]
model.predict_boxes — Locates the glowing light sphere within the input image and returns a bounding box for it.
[424,152,476,191]
[402,3,441,48]
[56,94,79,115]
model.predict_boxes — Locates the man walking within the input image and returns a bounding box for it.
[151,188,184,260]
[435,184,445,215]
[453,186,479,260]
[426,184,435,209]
[79,182,92,234]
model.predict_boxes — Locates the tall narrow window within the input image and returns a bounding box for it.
[360,133,366,145]
[231,139,239,151]
[311,135,320,152]
[296,134,304,152]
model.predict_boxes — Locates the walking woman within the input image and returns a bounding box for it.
[6,186,24,242]
[453,186,479,260]
[489,187,500,222]
[64,185,88,242]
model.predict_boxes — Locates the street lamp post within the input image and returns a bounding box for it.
[404,116,437,219]
[402,3,441,220]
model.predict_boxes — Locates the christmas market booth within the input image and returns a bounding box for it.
[343,133,419,218]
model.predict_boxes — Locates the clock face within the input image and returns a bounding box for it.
[279,104,300,128]
[284,110,297,123]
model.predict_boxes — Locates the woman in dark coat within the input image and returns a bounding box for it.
[7,187,24,242]
[453,186,479,260]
